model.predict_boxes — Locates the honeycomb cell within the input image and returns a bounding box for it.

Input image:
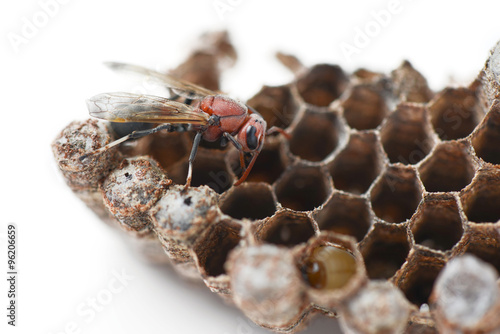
[315,193,371,241]
[338,282,414,334]
[256,211,316,247]
[226,244,308,330]
[352,68,382,81]
[471,101,500,164]
[391,60,434,103]
[360,223,410,279]
[418,141,475,192]
[227,145,286,184]
[297,64,349,107]
[219,183,276,220]
[303,245,357,290]
[288,110,343,162]
[192,220,242,277]
[275,166,331,211]
[329,132,383,194]
[169,148,232,194]
[395,251,445,307]
[460,168,500,223]
[146,132,189,169]
[246,85,299,129]
[428,87,483,140]
[410,194,463,251]
[458,225,500,274]
[380,103,435,164]
[342,85,389,130]
[101,157,172,231]
[370,166,423,224]
[299,233,367,309]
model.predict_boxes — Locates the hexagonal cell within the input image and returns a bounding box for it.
[394,251,445,307]
[297,64,349,107]
[169,148,232,194]
[146,132,189,170]
[329,132,383,194]
[192,220,242,277]
[360,223,410,279]
[101,157,172,231]
[428,87,484,140]
[227,144,286,185]
[391,60,433,103]
[246,85,299,130]
[288,110,343,162]
[380,103,435,164]
[460,168,500,223]
[418,141,475,192]
[219,183,276,220]
[352,68,382,81]
[299,233,366,307]
[275,165,331,212]
[255,211,316,247]
[315,193,371,241]
[458,225,500,273]
[342,85,389,130]
[370,166,423,224]
[471,101,500,164]
[410,194,463,251]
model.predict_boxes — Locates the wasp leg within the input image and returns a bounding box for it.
[223,132,246,174]
[234,149,261,186]
[79,123,173,161]
[184,131,203,189]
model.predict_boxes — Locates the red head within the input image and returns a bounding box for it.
[236,113,267,152]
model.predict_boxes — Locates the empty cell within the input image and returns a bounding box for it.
[228,145,285,185]
[329,132,383,194]
[460,225,500,273]
[220,183,276,220]
[275,166,331,212]
[418,141,475,192]
[342,85,389,130]
[360,224,410,279]
[461,169,500,223]
[380,103,435,164]
[247,85,299,130]
[169,149,232,194]
[410,194,463,251]
[395,253,445,307]
[370,166,422,224]
[472,101,500,164]
[144,132,189,169]
[193,220,242,277]
[289,111,342,162]
[257,212,316,247]
[297,64,349,107]
[315,193,371,241]
[428,87,483,140]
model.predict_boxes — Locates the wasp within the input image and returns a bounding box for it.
[83,62,288,187]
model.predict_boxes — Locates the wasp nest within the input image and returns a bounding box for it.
[52,32,500,333]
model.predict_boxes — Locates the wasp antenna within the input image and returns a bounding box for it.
[266,126,291,140]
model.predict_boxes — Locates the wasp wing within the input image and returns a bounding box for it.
[105,62,216,99]
[86,92,210,125]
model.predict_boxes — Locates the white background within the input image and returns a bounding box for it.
[1,0,500,333]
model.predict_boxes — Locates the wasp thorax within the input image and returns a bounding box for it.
[303,245,357,290]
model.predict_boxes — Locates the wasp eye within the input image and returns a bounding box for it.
[246,125,259,150]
